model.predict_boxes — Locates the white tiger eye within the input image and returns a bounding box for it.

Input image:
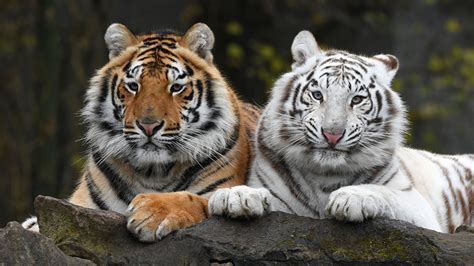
[311,91,323,101]
[351,95,364,105]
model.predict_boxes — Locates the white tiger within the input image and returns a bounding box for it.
[209,30,474,233]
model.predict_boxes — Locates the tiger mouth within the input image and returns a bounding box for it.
[142,142,161,151]
[313,147,349,153]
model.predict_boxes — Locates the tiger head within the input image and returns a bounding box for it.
[264,30,407,173]
[82,23,239,166]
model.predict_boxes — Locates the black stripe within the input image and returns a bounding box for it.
[305,122,319,138]
[344,65,363,80]
[255,169,296,214]
[384,89,397,117]
[25,220,37,229]
[99,121,121,136]
[375,91,383,117]
[189,80,204,123]
[205,73,215,108]
[289,84,302,117]
[137,46,159,58]
[258,124,319,216]
[420,152,460,212]
[122,62,131,72]
[398,157,414,185]
[198,110,222,131]
[92,152,135,204]
[94,70,111,116]
[196,176,234,195]
[85,172,109,210]
[161,42,177,49]
[381,170,398,185]
[142,35,177,42]
[281,75,298,104]
[185,64,194,76]
[183,89,194,101]
[173,119,240,191]
[110,75,122,122]
[344,129,360,143]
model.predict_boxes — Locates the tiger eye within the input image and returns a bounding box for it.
[351,96,364,105]
[127,82,139,92]
[170,83,185,94]
[312,91,323,101]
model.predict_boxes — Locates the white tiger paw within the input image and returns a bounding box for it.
[325,186,395,222]
[208,186,272,219]
[21,216,40,233]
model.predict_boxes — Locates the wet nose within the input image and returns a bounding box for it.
[322,129,344,146]
[137,119,163,137]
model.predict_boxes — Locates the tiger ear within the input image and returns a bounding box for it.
[372,54,399,84]
[104,23,139,60]
[291,30,323,69]
[181,23,215,63]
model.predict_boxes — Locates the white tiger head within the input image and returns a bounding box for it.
[260,31,407,174]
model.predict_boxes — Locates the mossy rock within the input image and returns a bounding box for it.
[31,195,474,265]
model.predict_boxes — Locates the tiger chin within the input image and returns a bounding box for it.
[209,30,474,233]
[22,23,261,242]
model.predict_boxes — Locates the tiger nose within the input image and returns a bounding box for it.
[322,129,344,145]
[137,119,163,137]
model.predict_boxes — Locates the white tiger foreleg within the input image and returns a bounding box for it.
[325,184,442,232]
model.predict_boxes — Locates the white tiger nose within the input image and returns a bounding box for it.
[322,130,343,145]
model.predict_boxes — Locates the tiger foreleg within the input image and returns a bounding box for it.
[325,184,442,232]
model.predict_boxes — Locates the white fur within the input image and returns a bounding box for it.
[21,216,39,232]
[209,186,272,218]
[209,31,473,233]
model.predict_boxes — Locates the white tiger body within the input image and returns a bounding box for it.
[209,31,473,233]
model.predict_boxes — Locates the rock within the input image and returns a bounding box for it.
[0,221,93,265]
[31,195,474,265]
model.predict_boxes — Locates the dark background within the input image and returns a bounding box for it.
[1,0,473,226]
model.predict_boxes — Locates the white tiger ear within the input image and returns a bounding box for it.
[372,54,399,84]
[104,23,139,60]
[181,23,215,63]
[291,30,323,69]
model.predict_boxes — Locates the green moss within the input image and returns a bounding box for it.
[319,230,438,262]
[40,208,115,263]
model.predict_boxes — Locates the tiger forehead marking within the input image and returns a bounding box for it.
[310,52,372,87]
[117,36,195,133]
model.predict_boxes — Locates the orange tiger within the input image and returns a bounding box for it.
[22,23,260,242]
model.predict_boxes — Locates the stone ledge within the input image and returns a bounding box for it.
[35,195,474,264]
[0,221,92,265]
[1,195,473,265]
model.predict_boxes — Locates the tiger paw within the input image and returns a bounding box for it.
[126,192,208,242]
[208,186,272,219]
[324,186,395,222]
